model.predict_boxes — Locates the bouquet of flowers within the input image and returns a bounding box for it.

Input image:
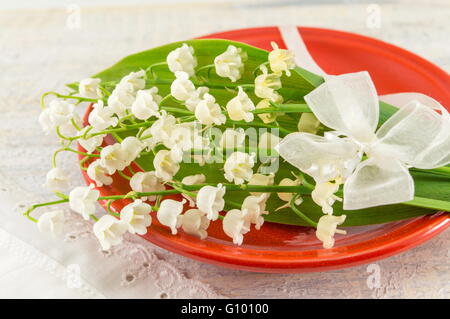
[26,39,450,250]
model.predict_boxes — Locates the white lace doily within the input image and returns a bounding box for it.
[1,0,449,298]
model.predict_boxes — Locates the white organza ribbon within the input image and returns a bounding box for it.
[277,71,450,210]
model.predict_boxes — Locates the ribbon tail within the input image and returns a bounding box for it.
[278,25,326,76]
[380,92,445,110]
[343,158,414,210]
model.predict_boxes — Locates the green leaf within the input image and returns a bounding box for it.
[81,38,450,227]
[75,39,317,103]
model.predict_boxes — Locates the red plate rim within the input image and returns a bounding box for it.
[79,26,450,273]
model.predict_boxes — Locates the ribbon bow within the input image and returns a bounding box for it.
[277,71,450,210]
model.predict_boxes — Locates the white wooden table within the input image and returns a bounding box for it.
[0,0,448,298]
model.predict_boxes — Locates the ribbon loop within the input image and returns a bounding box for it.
[276,132,361,184]
[278,71,450,211]
[304,71,379,143]
[343,158,414,210]
[375,100,450,169]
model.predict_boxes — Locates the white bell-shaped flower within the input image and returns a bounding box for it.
[297,113,321,134]
[226,87,255,122]
[214,45,247,82]
[69,184,100,220]
[315,214,347,249]
[167,43,197,77]
[153,149,180,182]
[254,65,282,101]
[278,71,450,210]
[223,209,250,245]
[45,167,69,192]
[118,70,146,92]
[47,100,75,126]
[149,111,177,147]
[93,215,127,250]
[88,100,118,130]
[39,102,77,135]
[224,152,255,185]
[120,136,144,164]
[196,184,226,221]
[311,181,342,215]
[37,210,65,237]
[181,174,206,185]
[219,128,246,149]
[276,178,302,204]
[87,159,113,187]
[167,125,197,151]
[268,41,296,76]
[130,171,165,201]
[171,71,196,101]
[248,173,274,195]
[120,199,152,235]
[79,78,101,99]
[131,87,162,120]
[258,131,280,150]
[58,113,83,138]
[100,143,128,174]
[185,87,209,112]
[156,199,186,235]
[242,193,269,230]
[181,209,210,239]
[107,83,136,118]
[255,99,277,124]
[139,127,158,151]
[195,93,226,126]
[180,174,206,207]
[77,126,105,153]
[38,108,53,135]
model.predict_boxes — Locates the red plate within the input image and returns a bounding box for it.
[80,27,450,273]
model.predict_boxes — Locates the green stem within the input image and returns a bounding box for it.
[106,200,120,217]
[128,165,136,175]
[171,183,197,198]
[40,91,97,109]
[23,199,68,221]
[111,132,123,142]
[117,114,135,125]
[146,78,254,91]
[117,170,132,180]
[195,64,215,74]
[80,122,154,140]
[55,126,72,141]
[67,113,194,142]
[224,120,291,135]
[179,183,311,194]
[79,156,90,170]
[160,106,193,115]
[252,61,269,77]
[98,189,181,200]
[290,196,317,227]
[146,61,168,78]
[187,146,279,156]
[253,103,310,114]
[53,147,99,167]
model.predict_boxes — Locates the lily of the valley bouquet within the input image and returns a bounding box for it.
[26,39,450,250]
